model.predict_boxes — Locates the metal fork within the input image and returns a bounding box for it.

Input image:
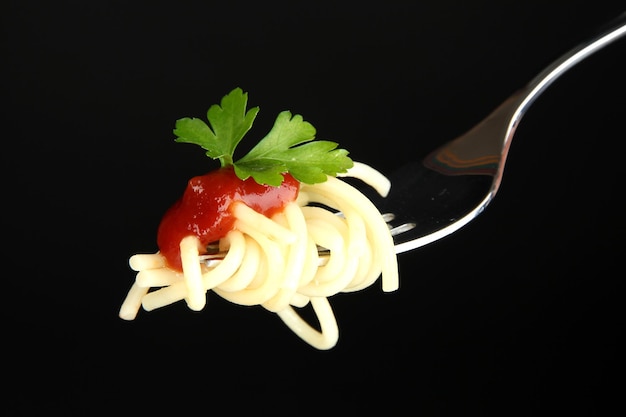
[201,13,626,266]
[374,11,626,255]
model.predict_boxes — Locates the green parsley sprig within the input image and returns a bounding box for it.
[173,87,354,186]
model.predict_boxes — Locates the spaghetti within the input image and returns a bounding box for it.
[119,162,398,349]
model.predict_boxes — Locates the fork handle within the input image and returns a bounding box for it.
[522,11,626,123]
[424,12,626,182]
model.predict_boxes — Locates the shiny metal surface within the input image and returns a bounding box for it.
[377,12,626,255]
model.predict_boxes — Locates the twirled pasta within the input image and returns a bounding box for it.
[119,162,398,349]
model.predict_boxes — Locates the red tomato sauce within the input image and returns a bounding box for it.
[157,166,300,271]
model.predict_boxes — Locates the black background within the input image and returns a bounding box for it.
[3,1,625,415]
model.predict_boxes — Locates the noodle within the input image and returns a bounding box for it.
[180,235,204,311]
[119,161,398,349]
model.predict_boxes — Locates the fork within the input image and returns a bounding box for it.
[201,12,626,266]
[374,11,626,255]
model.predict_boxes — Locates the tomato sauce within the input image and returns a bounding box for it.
[156,166,300,271]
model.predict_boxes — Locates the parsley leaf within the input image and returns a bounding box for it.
[173,87,354,186]
[173,87,259,167]
[234,111,352,185]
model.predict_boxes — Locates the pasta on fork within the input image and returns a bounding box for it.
[119,88,398,349]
